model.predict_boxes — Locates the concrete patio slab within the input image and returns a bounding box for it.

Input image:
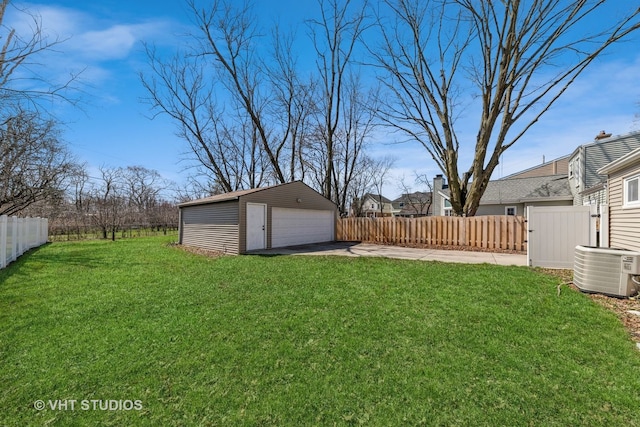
[251,241,528,267]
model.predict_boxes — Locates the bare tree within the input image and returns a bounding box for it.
[153,199,179,235]
[372,0,640,216]
[0,110,75,215]
[0,0,80,114]
[305,73,381,214]
[369,155,395,216]
[89,166,126,241]
[173,175,223,203]
[265,25,318,183]
[0,0,84,217]
[120,165,172,232]
[307,0,371,203]
[188,0,288,183]
[141,0,320,190]
[141,47,254,192]
[397,173,433,217]
[346,154,394,217]
[66,163,91,238]
[333,76,381,214]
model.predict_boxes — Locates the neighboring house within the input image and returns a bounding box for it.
[597,147,640,251]
[430,130,640,216]
[392,192,433,217]
[432,175,453,216]
[569,130,640,206]
[432,173,573,216]
[178,181,337,254]
[352,193,400,217]
[501,155,569,179]
[475,174,573,216]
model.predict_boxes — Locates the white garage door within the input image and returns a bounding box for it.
[272,208,334,248]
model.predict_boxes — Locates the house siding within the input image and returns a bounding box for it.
[476,204,525,216]
[238,181,337,253]
[571,132,640,205]
[608,165,640,251]
[524,200,573,209]
[505,158,569,179]
[582,187,607,206]
[584,136,640,189]
[180,201,240,253]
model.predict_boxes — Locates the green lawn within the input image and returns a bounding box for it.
[1,237,640,426]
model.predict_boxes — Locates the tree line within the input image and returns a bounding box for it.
[20,165,178,241]
[1,0,639,222]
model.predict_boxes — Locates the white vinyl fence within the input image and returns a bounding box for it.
[0,215,49,269]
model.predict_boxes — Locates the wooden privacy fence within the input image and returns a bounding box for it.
[337,215,527,252]
[0,215,49,269]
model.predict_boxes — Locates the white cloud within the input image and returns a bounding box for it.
[71,22,173,61]
[6,3,176,84]
[72,25,138,60]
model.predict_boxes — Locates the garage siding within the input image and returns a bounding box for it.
[180,201,239,253]
[179,181,337,254]
[239,181,337,252]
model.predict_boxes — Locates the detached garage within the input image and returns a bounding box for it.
[178,181,337,254]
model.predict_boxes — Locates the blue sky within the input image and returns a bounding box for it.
[7,1,640,199]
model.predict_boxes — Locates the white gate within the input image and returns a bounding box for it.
[527,206,596,268]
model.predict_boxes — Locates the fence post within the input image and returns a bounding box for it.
[44,218,49,244]
[20,218,26,255]
[10,216,17,263]
[35,218,41,246]
[27,218,34,250]
[0,215,6,269]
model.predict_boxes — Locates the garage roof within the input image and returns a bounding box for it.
[178,186,279,207]
[178,181,332,208]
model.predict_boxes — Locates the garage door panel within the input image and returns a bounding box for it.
[272,208,334,248]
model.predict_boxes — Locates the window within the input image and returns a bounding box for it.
[624,175,640,207]
[443,198,452,216]
[505,206,517,216]
[570,159,580,188]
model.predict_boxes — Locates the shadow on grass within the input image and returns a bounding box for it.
[0,244,48,286]
[0,242,104,286]
[246,241,361,257]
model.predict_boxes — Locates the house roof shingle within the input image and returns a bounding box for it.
[362,193,393,204]
[480,174,573,204]
[392,192,432,215]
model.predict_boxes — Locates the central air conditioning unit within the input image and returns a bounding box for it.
[574,246,640,297]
